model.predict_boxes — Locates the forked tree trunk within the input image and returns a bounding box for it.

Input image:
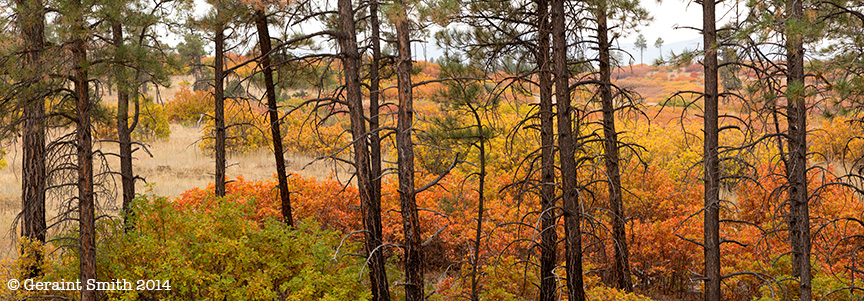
[72,1,96,298]
[338,0,390,299]
[112,23,136,231]
[702,0,721,299]
[535,0,557,299]
[255,9,294,227]
[394,7,424,300]
[16,0,47,279]
[597,3,632,292]
[551,0,584,299]
[785,0,812,298]
[214,22,227,197]
[367,0,390,299]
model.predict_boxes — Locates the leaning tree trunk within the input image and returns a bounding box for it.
[469,102,486,301]
[785,0,812,298]
[72,1,96,299]
[551,0,584,298]
[112,23,137,231]
[255,9,294,227]
[16,0,47,279]
[597,3,633,292]
[535,0,557,299]
[394,6,424,300]
[214,21,227,197]
[366,0,391,299]
[701,0,721,299]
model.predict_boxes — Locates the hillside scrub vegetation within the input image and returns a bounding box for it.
[0,0,863,300]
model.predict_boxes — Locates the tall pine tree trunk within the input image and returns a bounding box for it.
[785,0,812,298]
[535,0,557,299]
[255,9,293,227]
[367,0,390,299]
[339,0,390,299]
[112,23,136,231]
[394,6,424,300]
[214,22,227,197]
[597,4,632,292]
[551,0,584,298]
[16,0,47,279]
[72,0,96,298]
[702,0,721,299]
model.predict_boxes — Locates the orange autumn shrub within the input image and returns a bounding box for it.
[164,83,211,125]
[173,174,361,232]
[171,170,535,277]
[731,163,864,299]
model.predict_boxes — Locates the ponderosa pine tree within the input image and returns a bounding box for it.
[551,0,584,298]
[536,0,558,298]
[784,0,812,298]
[253,2,294,227]
[14,0,48,279]
[428,57,498,300]
[365,1,390,298]
[111,21,138,231]
[742,0,827,297]
[437,0,560,297]
[337,0,390,298]
[365,0,390,300]
[209,1,228,197]
[70,0,97,297]
[634,33,646,65]
[392,0,424,297]
[702,0,721,298]
[578,0,647,292]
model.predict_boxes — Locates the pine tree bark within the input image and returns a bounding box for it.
[702,0,721,299]
[551,0,584,298]
[785,0,812,298]
[597,3,632,292]
[16,0,47,279]
[255,9,293,227]
[72,0,96,298]
[367,0,390,299]
[112,23,136,231]
[394,6,424,300]
[339,0,390,299]
[214,21,227,197]
[369,0,385,247]
[535,0,557,299]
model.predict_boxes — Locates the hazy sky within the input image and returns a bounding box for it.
[189,0,713,62]
[627,0,703,43]
[625,0,704,45]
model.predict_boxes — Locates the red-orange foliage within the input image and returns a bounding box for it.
[171,171,527,264]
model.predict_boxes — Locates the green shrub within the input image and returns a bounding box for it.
[102,195,370,300]
[31,194,369,301]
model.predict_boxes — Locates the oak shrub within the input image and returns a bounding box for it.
[97,194,369,300]
[1,193,369,301]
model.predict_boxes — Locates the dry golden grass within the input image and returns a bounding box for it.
[124,123,338,197]
[0,122,341,259]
